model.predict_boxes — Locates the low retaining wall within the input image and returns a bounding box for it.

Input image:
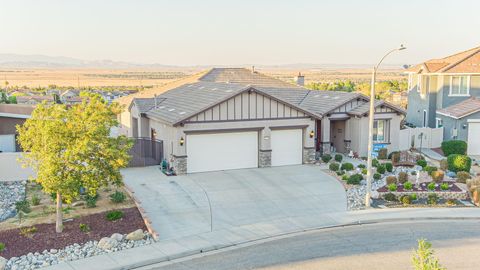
[379,190,469,200]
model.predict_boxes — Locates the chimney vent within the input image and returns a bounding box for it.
[251,66,256,73]
[294,72,305,86]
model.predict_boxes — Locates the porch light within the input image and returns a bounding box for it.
[180,137,184,146]
[309,130,315,138]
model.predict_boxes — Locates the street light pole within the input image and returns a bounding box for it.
[365,45,406,208]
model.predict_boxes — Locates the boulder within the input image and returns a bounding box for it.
[0,256,6,270]
[110,233,124,242]
[126,229,144,241]
[97,237,118,250]
[370,190,380,199]
[71,201,85,207]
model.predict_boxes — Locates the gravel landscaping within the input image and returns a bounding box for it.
[0,181,26,222]
[0,207,148,269]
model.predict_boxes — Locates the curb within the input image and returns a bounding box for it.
[109,216,480,270]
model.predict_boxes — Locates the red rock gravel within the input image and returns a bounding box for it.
[0,207,147,259]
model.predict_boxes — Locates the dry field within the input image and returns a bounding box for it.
[0,67,405,89]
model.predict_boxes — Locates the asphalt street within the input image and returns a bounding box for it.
[142,220,480,270]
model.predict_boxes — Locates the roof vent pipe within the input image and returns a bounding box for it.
[251,66,256,73]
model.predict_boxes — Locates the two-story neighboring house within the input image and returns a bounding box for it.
[405,46,480,154]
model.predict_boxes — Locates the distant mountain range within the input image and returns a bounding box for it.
[0,53,406,69]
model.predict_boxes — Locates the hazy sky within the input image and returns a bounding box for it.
[1,0,479,66]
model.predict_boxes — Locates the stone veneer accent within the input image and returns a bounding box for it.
[259,150,272,168]
[172,155,187,175]
[378,190,468,200]
[303,147,316,164]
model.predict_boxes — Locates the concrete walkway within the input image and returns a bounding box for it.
[121,165,347,240]
[44,207,480,270]
[420,148,445,161]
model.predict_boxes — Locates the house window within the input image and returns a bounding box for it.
[423,110,427,127]
[450,76,470,96]
[436,118,443,128]
[421,76,429,96]
[373,119,390,143]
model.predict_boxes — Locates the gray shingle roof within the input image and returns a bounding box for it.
[437,97,480,119]
[131,68,405,125]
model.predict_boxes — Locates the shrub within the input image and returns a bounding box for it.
[357,164,366,169]
[334,154,343,162]
[440,183,449,191]
[85,194,98,208]
[342,175,349,181]
[372,159,380,167]
[19,226,37,238]
[0,242,5,252]
[388,183,397,192]
[15,200,31,214]
[321,154,332,163]
[376,165,386,174]
[456,171,471,184]
[440,159,448,171]
[411,171,417,176]
[427,193,438,205]
[412,239,444,269]
[388,151,399,160]
[441,140,467,156]
[384,193,397,201]
[329,162,340,171]
[400,195,411,205]
[361,168,368,175]
[410,193,418,201]
[31,194,41,206]
[79,223,90,233]
[416,159,427,168]
[424,166,437,176]
[336,170,345,176]
[347,174,363,185]
[431,171,444,183]
[404,181,413,190]
[391,152,400,163]
[427,182,436,191]
[386,176,397,185]
[447,154,472,173]
[110,191,126,204]
[446,199,456,206]
[106,210,124,221]
[398,172,409,184]
[385,162,393,173]
[341,162,354,171]
[373,173,381,180]
[378,148,388,160]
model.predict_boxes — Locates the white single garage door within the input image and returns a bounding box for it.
[467,120,480,155]
[0,134,16,152]
[271,129,303,166]
[187,131,258,173]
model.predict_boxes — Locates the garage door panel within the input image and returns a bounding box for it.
[468,121,480,156]
[187,132,258,173]
[271,129,303,166]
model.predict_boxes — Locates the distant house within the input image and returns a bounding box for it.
[59,89,80,103]
[0,104,34,152]
[118,68,405,174]
[405,46,480,155]
[16,95,55,104]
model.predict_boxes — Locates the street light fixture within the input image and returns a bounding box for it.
[365,45,406,208]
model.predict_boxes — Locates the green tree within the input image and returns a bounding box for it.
[7,96,17,104]
[17,96,132,233]
[412,239,445,270]
[0,92,8,103]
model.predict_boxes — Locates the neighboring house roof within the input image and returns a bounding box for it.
[127,68,405,125]
[0,104,34,118]
[16,95,55,104]
[347,99,406,116]
[436,97,480,119]
[407,46,480,74]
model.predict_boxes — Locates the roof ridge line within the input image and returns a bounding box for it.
[439,48,480,72]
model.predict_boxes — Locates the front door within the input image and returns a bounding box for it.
[330,121,346,153]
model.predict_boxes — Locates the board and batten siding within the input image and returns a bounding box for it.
[330,99,367,113]
[185,91,308,123]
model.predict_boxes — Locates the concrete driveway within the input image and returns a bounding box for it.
[122,165,347,241]
[0,152,35,182]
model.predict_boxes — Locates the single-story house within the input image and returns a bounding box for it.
[118,68,405,174]
[0,104,34,152]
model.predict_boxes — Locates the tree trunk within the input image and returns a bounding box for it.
[56,192,63,233]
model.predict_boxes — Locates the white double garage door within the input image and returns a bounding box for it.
[187,129,303,173]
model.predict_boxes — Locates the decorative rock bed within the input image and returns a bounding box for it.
[377,182,469,200]
[4,230,154,270]
[0,181,26,222]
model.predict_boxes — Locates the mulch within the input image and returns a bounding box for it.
[0,207,147,259]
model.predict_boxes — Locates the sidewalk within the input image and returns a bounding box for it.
[44,207,480,270]
[420,148,445,161]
